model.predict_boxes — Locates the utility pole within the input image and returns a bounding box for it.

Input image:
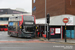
[45,0,47,37]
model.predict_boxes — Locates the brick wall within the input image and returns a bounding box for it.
[66,0,75,15]
[32,0,65,19]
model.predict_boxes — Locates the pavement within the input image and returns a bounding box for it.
[39,38,75,44]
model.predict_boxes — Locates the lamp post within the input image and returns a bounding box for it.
[45,0,47,37]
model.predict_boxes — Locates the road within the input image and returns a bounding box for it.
[0,43,74,50]
[0,31,39,41]
[0,31,74,50]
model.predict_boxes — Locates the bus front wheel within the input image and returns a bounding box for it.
[9,32,12,37]
[17,33,22,38]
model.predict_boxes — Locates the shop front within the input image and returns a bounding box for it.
[36,15,75,39]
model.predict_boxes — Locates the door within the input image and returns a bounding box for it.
[66,30,75,39]
[66,30,70,38]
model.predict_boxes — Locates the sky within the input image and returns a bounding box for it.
[0,0,32,13]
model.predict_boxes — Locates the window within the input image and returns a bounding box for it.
[23,26,34,33]
[0,10,3,12]
[8,22,19,31]
[0,18,9,21]
[33,0,36,3]
[32,6,36,12]
[23,16,34,21]
[0,26,7,28]
[9,22,19,26]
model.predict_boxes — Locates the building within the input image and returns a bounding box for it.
[66,0,75,15]
[32,0,75,19]
[0,8,31,31]
[36,14,75,39]
[0,8,31,26]
[0,8,28,14]
[32,0,75,39]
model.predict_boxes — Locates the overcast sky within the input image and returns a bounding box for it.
[0,0,32,13]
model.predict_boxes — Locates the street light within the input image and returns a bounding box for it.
[45,0,47,36]
[45,0,50,40]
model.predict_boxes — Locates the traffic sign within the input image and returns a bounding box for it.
[63,18,69,23]
[63,18,69,42]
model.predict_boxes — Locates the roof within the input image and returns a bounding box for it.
[0,8,26,12]
[36,16,54,24]
[36,14,75,26]
[0,14,32,17]
[0,8,10,9]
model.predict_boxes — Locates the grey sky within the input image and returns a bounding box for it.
[0,0,32,12]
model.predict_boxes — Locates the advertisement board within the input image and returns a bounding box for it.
[55,28,61,34]
[67,17,73,25]
[50,28,55,35]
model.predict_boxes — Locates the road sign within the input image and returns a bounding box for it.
[63,18,69,23]
[63,18,69,42]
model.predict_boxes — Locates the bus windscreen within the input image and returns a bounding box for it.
[23,16,34,21]
[25,27,34,32]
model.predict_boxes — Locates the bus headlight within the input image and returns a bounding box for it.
[20,26,22,28]
[36,27,37,29]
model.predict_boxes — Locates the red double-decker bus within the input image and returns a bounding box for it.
[0,16,9,31]
[8,15,36,38]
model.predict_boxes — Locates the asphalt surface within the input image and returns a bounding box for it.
[0,43,74,50]
[0,31,74,50]
[0,31,39,41]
